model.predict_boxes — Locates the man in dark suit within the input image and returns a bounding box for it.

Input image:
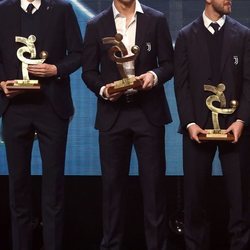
[174,0,250,249]
[82,0,173,249]
[0,0,82,249]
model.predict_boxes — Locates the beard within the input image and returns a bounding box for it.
[116,0,135,6]
[212,1,232,15]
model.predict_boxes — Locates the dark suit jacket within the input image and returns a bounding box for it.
[0,0,83,119]
[82,5,174,131]
[174,16,250,132]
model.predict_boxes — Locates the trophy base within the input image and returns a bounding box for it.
[6,80,40,90]
[107,77,142,95]
[198,129,234,142]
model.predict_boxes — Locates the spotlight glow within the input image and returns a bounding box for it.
[70,0,95,19]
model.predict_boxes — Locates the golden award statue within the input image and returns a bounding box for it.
[198,83,238,141]
[6,35,48,90]
[102,33,142,94]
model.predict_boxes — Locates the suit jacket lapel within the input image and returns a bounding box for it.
[220,16,236,74]
[135,8,150,69]
[193,16,211,79]
[7,0,21,38]
[8,0,22,69]
[101,7,117,37]
[39,0,54,49]
[135,10,149,47]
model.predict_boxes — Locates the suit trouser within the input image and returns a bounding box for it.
[239,134,250,250]
[183,135,245,250]
[99,104,167,250]
[2,98,69,250]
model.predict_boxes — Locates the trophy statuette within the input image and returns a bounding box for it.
[6,35,48,90]
[102,33,142,94]
[198,83,238,141]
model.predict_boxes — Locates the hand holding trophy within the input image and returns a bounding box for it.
[198,83,238,142]
[102,33,142,94]
[6,35,48,90]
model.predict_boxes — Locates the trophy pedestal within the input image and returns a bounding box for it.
[198,129,234,142]
[6,80,41,90]
[107,77,142,95]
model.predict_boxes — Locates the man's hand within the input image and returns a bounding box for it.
[28,63,57,77]
[187,124,207,143]
[104,83,123,102]
[225,120,244,143]
[138,72,155,90]
[0,81,25,98]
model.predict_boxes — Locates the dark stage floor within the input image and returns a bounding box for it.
[0,176,231,250]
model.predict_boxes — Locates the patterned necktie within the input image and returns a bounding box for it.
[210,22,220,34]
[26,3,35,14]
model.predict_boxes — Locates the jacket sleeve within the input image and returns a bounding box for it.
[55,3,83,78]
[174,29,196,129]
[237,28,250,125]
[152,14,174,84]
[81,20,104,96]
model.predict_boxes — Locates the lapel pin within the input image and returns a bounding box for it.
[146,42,151,52]
[233,56,239,65]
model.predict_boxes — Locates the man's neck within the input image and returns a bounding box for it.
[114,0,136,18]
[204,5,224,22]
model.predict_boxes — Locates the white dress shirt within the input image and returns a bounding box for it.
[202,11,226,34]
[21,0,41,14]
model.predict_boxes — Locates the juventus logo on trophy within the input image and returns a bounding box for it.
[102,33,142,94]
[198,83,238,141]
[6,35,48,90]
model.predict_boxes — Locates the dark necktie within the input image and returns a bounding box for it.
[26,3,35,14]
[210,22,220,34]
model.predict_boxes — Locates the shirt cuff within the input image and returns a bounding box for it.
[148,71,158,86]
[186,122,196,129]
[99,86,108,100]
[0,82,4,91]
[236,119,245,124]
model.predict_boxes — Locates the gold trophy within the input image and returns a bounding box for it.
[198,83,238,141]
[6,35,48,90]
[102,33,142,94]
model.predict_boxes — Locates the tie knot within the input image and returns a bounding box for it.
[210,22,220,34]
[26,3,34,14]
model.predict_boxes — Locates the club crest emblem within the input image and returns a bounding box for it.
[233,56,239,65]
[146,42,151,52]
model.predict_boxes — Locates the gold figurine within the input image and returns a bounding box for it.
[6,35,48,90]
[199,83,238,141]
[102,33,142,94]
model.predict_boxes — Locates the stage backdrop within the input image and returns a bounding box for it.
[0,0,250,176]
